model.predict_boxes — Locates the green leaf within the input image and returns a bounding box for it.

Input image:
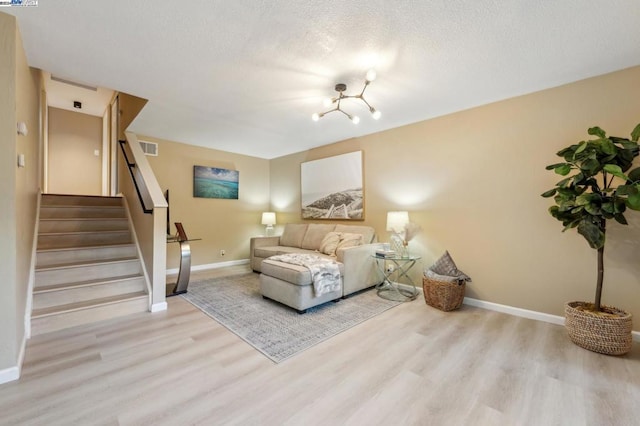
[614,214,628,225]
[617,185,638,196]
[562,220,581,231]
[556,177,572,188]
[541,188,557,198]
[603,164,629,180]
[628,167,640,182]
[584,204,601,215]
[588,127,607,138]
[575,141,588,154]
[576,193,601,206]
[600,138,616,155]
[626,192,640,210]
[546,163,567,170]
[572,172,585,186]
[601,202,614,214]
[555,164,572,176]
[581,158,600,174]
[631,123,640,142]
[577,219,604,249]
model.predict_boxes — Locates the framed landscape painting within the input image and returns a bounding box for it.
[193,165,239,199]
[301,151,363,220]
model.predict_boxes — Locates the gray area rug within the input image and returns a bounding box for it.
[181,273,401,363]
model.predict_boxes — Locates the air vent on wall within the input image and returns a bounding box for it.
[139,140,158,156]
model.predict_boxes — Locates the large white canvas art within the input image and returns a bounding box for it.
[301,151,364,220]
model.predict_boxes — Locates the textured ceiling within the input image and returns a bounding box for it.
[6,1,640,159]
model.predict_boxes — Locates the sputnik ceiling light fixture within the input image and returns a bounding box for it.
[312,69,381,124]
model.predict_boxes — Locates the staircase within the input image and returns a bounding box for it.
[32,194,149,336]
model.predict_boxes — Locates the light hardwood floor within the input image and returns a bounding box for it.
[2,265,639,425]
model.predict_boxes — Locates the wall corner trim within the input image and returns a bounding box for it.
[463,297,639,342]
[0,335,27,385]
[0,366,19,385]
[151,302,168,313]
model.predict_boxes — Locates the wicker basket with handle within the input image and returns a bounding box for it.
[422,276,466,311]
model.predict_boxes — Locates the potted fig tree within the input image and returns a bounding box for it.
[542,123,640,355]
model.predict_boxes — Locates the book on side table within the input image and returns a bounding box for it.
[375,249,397,258]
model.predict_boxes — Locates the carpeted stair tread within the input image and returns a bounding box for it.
[32,291,147,318]
[36,243,135,253]
[34,274,144,293]
[35,256,139,271]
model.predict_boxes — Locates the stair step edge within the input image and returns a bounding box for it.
[36,243,136,254]
[38,230,130,236]
[40,217,128,221]
[34,274,145,293]
[32,292,148,318]
[35,257,139,271]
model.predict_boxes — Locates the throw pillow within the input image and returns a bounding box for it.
[319,232,342,256]
[336,232,363,250]
[425,269,464,284]
[429,251,472,282]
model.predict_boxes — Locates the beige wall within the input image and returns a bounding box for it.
[270,66,640,327]
[48,107,102,195]
[118,93,147,140]
[0,13,40,374]
[142,136,271,269]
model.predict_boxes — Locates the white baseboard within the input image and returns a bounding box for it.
[0,335,27,385]
[166,259,249,275]
[463,297,640,342]
[0,366,19,385]
[151,302,168,313]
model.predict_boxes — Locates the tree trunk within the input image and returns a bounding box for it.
[594,246,604,311]
[594,219,606,311]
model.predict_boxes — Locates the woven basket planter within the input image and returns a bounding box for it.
[565,301,633,356]
[422,277,465,311]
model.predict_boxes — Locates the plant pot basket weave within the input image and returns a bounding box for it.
[422,277,465,311]
[565,301,633,356]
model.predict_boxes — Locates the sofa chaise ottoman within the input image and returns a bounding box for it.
[259,258,344,313]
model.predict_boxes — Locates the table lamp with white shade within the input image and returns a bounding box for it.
[261,212,276,236]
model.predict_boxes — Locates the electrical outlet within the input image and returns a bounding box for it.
[386,264,395,273]
[220,249,226,256]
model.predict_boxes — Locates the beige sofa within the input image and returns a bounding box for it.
[250,223,383,311]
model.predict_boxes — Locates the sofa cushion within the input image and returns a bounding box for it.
[319,231,341,256]
[334,225,375,244]
[301,224,336,250]
[254,246,318,259]
[280,224,308,248]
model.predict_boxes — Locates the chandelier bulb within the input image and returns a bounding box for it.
[372,110,381,120]
[312,113,320,121]
[365,69,377,82]
[352,115,360,124]
[323,98,333,107]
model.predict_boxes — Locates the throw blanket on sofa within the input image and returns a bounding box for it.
[269,254,341,296]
